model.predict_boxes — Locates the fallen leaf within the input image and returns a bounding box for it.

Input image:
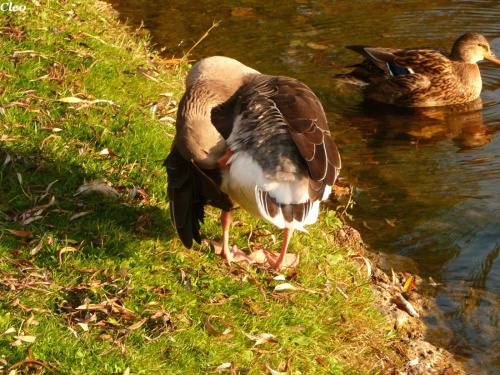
[351,255,372,277]
[267,367,287,375]
[394,293,419,318]
[2,327,16,335]
[76,179,119,198]
[215,363,232,371]
[98,147,118,157]
[429,277,443,287]
[385,218,397,227]
[77,323,89,331]
[273,283,298,292]
[30,236,44,255]
[69,211,92,221]
[243,332,278,346]
[204,316,221,336]
[6,229,33,238]
[362,221,374,230]
[306,42,330,50]
[403,276,418,293]
[14,335,36,343]
[58,96,86,103]
[316,357,328,370]
[127,318,147,331]
[3,153,11,166]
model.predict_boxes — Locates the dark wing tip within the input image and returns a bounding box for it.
[165,145,232,249]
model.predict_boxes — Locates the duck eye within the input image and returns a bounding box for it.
[478,43,483,47]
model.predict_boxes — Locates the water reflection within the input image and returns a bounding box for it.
[348,98,500,151]
[107,0,500,373]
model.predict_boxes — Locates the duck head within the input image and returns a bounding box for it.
[451,32,500,65]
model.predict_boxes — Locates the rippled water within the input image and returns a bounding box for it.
[108,0,500,372]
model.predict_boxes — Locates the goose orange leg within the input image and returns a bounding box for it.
[220,210,233,265]
[266,228,294,271]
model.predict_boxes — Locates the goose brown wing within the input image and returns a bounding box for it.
[270,76,341,200]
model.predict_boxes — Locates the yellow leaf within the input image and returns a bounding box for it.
[403,276,418,292]
[58,97,87,104]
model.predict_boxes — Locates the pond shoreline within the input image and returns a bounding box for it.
[339,225,466,374]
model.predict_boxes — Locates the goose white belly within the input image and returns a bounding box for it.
[220,151,330,231]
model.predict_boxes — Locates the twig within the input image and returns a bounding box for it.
[180,21,220,64]
[339,185,353,219]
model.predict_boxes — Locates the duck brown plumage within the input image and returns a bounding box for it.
[335,32,500,107]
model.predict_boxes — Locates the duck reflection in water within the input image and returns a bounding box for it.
[348,98,500,151]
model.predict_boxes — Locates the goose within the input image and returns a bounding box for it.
[335,32,500,107]
[164,56,341,271]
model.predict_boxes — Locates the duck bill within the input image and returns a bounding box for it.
[485,52,500,65]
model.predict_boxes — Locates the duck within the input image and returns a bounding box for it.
[164,56,341,271]
[335,32,500,107]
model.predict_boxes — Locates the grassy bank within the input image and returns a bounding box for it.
[0,1,404,374]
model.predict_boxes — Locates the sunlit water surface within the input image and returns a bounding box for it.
[107,0,500,372]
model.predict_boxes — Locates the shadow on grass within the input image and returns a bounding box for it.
[0,144,178,266]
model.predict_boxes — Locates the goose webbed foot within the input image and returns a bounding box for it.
[261,250,300,271]
[222,244,251,266]
[203,239,251,265]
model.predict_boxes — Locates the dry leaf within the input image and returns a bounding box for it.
[69,211,92,221]
[14,335,36,343]
[429,277,442,286]
[6,229,33,238]
[68,327,79,338]
[58,97,86,103]
[385,218,397,227]
[77,323,89,331]
[306,42,330,50]
[243,332,278,346]
[273,283,297,292]
[215,363,232,371]
[2,327,16,335]
[76,179,119,198]
[316,357,328,370]
[403,276,418,293]
[98,147,118,157]
[267,367,287,375]
[3,153,11,166]
[351,255,372,277]
[127,318,147,331]
[205,316,221,337]
[31,235,45,255]
[394,293,419,318]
